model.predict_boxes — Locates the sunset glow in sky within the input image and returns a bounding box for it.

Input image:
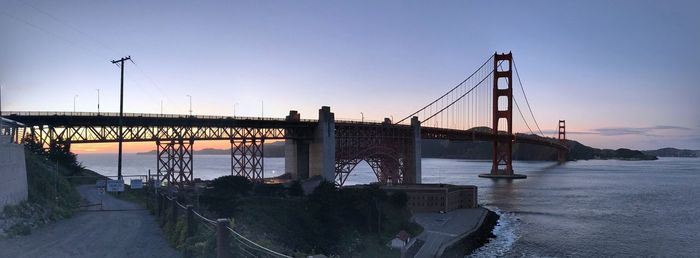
[1,0,699,152]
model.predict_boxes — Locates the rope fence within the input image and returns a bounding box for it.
[151,188,292,258]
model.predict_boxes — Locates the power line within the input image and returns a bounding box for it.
[20,1,120,55]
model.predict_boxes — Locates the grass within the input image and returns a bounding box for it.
[0,149,82,238]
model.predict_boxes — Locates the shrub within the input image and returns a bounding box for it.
[200,176,252,217]
[389,191,408,208]
[288,180,304,197]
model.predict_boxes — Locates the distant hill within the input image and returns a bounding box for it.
[137,136,658,161]
[642,148,699,158]
[137,141,286,157]
[422,137,658,161]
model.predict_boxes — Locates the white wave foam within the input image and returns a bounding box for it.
[467,208,519,258]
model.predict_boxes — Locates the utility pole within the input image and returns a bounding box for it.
[261,100,264,117]
[160,100,163,115]
[233,102,238,117]
[361,112,364,123]
[111,56,131,181]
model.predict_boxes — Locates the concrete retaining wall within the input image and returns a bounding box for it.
[0,135,28,209]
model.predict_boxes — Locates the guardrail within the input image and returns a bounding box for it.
[153,189,291,258]
[1,111,318,123]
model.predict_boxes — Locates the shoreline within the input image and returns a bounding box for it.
[438,208,499,257]
[411,207,500,258]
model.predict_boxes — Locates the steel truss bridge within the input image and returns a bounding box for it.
[1,52,568,186]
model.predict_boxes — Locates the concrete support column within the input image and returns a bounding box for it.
[309,106,335,182]
[284,110,310,180]
[285,139,309,180]
[405,116,422,184]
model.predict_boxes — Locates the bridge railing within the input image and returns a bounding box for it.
[153,189,292,258]
[1,111,319,123]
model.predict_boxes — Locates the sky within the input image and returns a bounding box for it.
[1,0,699,153]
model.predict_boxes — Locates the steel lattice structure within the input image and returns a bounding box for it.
[231,138,265,182]
[334,122,415,186]
[157,139,194,186]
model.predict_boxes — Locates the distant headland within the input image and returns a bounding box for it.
[136,137,699,161]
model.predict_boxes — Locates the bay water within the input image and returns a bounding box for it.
[78,154,700,256]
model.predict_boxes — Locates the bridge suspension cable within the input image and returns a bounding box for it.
[395,54,494,125]
[513,57,545,137]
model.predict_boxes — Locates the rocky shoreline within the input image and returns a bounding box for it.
[438,209,500,257]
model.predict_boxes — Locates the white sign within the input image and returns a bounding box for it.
[130,179,143,189]
[106,180,124,192]
[96,179,106,188]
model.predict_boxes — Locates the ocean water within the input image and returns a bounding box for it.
[77,154,700,257]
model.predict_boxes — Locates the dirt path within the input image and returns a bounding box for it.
[0,185,181,258]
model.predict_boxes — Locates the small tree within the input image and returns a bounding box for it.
[288,180,304,197]
[200,176,252,217]
[389,191,408,208]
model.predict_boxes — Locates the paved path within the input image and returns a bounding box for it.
[412,208,487,258]
[0,185,181,258]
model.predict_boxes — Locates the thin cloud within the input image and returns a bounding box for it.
[591,125,692,136]
[542,125,694,137]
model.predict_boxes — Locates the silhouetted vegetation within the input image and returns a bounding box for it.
[288,180,304,197]
[199,175,252,216]
[193,177,421,256]
[1,145,82,238]
[22,138,85,175]
[389,191,408,209]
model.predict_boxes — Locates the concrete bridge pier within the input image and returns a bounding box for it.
[403,116,422,184]
[284,111,310,180]
[310,107,336,182]
[285,107,335,182]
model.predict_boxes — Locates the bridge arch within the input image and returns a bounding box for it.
[335,145,405,186]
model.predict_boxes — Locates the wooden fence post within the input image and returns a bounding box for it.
[216,218,230,258]
[157,193,163,216]
[186,205,194,237]
[171,198,178,226]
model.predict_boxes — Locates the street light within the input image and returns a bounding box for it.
[96,89,100,114]
[186,95,192,116]
[360,112,364,123]
[390,115,394,123]
[233,102,239,117]
[73,94,79,112]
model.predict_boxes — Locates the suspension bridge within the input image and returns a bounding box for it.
[1,52,568,186]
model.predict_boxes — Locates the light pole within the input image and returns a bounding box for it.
[233,102,238,117]
[73,94,79,112]
[96,89,100,114]
[360,112,364,123]
[186,95,192,116]
[390,115,394,123]
[160,100,163,115]
[0,85,3,137]
[261,100,264,117]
